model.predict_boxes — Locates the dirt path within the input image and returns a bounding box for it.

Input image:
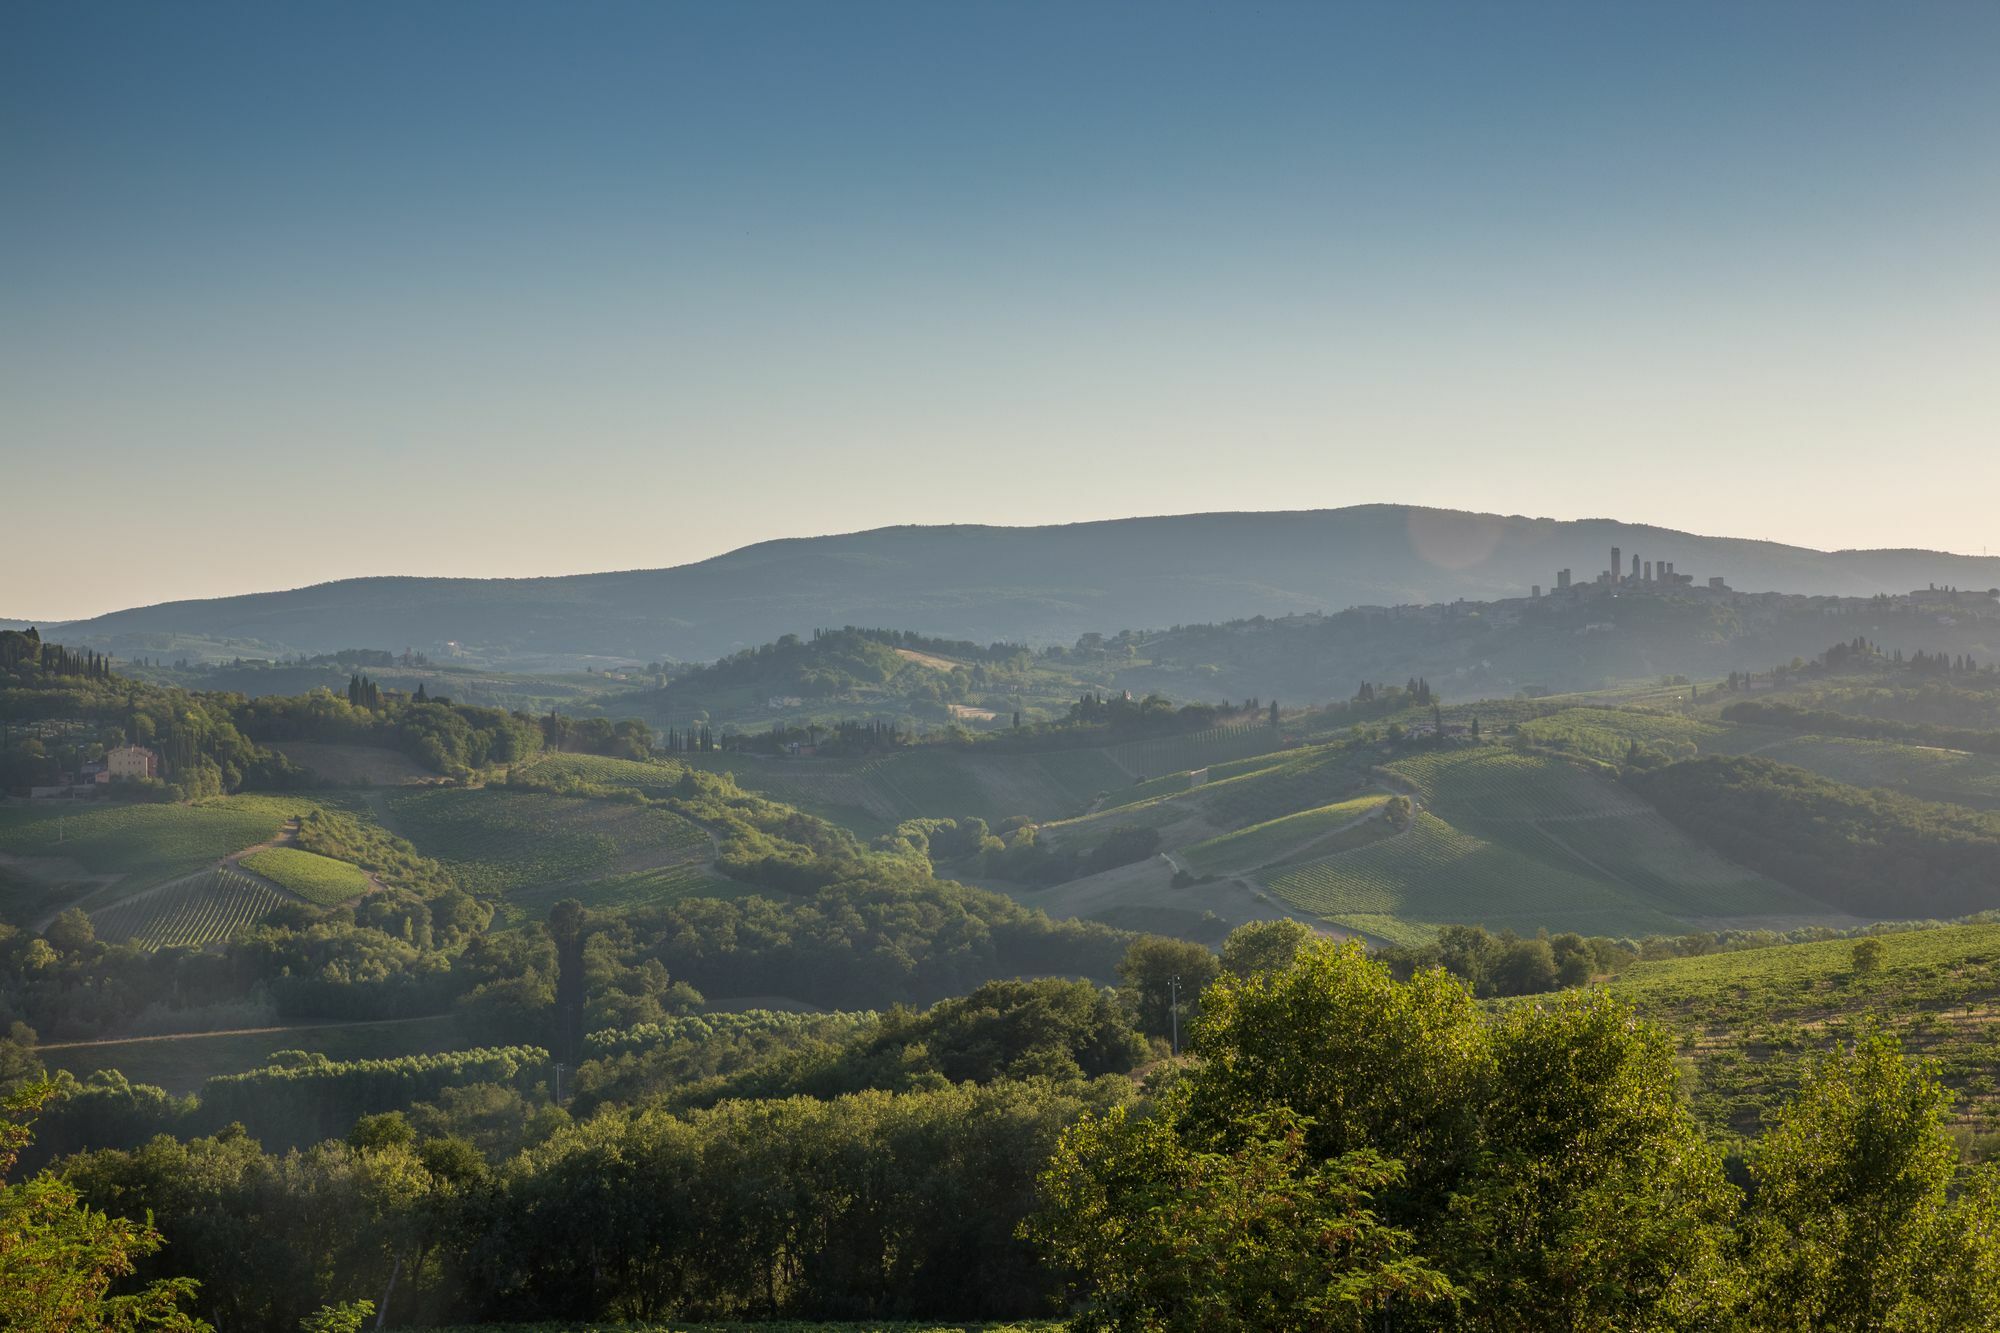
[35,1013,444,1053]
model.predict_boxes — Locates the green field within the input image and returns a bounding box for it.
[526,752,689,796]
[0,795,337,894]
[36,1014,465,1095]
[239,846,372,905]
[381,787,711,900]
[1179,793,1391,877]
[1262,812,1679,944]
[1102,722,1283,782]
[1246,747,1829,942]
[89,866,291,948]
[507,862,753,917]
[1609,924,2000,1138]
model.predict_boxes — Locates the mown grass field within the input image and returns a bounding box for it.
[1609,924,2000,1140]
[382,788,710,898]
[89,866,290,948]
[36,1013,464,1095]
[0,794,344,895]
[239,846,372,904]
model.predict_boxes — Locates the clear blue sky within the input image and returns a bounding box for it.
[5,2,1997,618]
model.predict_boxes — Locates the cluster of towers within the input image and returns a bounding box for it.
[1536,547,1720,599]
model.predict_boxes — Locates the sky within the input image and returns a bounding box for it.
[5,2,1998,620]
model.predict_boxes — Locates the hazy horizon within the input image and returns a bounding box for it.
[8,1,1998,619]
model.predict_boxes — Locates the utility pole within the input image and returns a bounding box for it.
[1169,974,1181,1057]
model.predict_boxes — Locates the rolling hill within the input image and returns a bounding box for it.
[39,505,2000,665]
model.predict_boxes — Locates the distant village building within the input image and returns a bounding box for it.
[105,744,158,781]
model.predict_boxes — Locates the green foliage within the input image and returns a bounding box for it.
[199,1046,550,1149]
[1218,918,1316,977]
[1741,1029,1994,1329]
[1028,1103,1458,1330]
[290,808,458,897]
[699,980,1146,1103]
[1117,935,1219,1040]
[1044,942,1743,1328]
[298,1301,372,1333]
[0,1081,208,1331]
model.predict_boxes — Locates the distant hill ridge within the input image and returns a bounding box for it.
[33,505,2000,663]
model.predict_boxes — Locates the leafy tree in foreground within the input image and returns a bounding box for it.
[1038,942,1742,1330]
[1028,1101,1458,1331]
[1743,1028,1997,1330]
[0,1082,207,1331]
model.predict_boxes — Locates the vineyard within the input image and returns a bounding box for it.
[1260,811,1679,944]
[526,752,689,797]
[383,787,710,896]
[508,862,748,917]
[1701,731,2000,810]
[1048,743,1364,853]
[89,866,290,948]
[239,846,373,905]
[1179,793,1392,877]
[1378,747,1819,925]
[0,794,335,890]
[1610,923,2000,1137]
[1516,706,1722,764]
[1101,722,1282,782]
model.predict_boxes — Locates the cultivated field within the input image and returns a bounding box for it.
[0,794,337,895]
[507,862,753,917]
[381,787,710,899]
[1701,729,2000,810]
[1610,923,2000,1139]
[239,846,373,905]
[1179,793,1392,877]
[1516,706,1722,763]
